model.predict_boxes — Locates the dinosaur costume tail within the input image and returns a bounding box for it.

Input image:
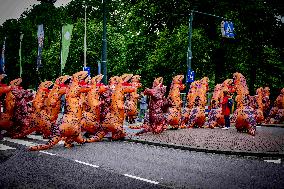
[29,136,62,151]
[12,127,36,139]
[86,131,106,143]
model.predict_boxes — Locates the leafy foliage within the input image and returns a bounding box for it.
[0,0,283,99]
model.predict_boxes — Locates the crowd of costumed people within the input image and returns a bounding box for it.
[0,71,283,151]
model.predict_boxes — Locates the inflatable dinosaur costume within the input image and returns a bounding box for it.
[87,74,136,142]
[268,88,284,124]
[29,71,89,150]
[181,77,208,128]
[81,74,108,137]
[125,75,142,124]
[233,72,256,135]
[205,79,234,128]
[254,87,265,124]
[136,77,168,134]
[166,75,185,129]
[13,76,69,139]
[10,89,34,135]
[0,78,23,135]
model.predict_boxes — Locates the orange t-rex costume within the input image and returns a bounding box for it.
[232,72,256,135]
[29,71,90,151]
[13,76,70,139]
[206,78,235,128]
[268,88,284,124]
[182,77,208,128]
[0,74,11,109]
[87,74,136,142]
[125,75,142,124]
[205,83,224,128]
[0,78,23,134]
[254,87,265,124]
[262,87,271,119]
[81,74,108,137]
[166,75,185,129]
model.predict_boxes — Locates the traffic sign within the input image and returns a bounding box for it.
[187,69,195,83]
[83,66,90,76]
[221,21,235,38]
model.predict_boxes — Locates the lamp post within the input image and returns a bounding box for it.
[186,10,194,92]
[101,0,107,84]
[84,0,87,68]
[187,10,193,72]
[19,33,24,77]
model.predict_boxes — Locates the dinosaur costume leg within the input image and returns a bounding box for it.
[86,130,107,143]
[29,136,62,151]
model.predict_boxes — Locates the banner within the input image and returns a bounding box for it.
[0,37,6,74]
[19,34,24,77]
[37,24,44,70]
[61,24,73,74]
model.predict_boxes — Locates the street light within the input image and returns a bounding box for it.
[19,33,24,77]
[101,0,107,84]
[84,0,87,68]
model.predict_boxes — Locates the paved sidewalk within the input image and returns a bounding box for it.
[125,124,284,157]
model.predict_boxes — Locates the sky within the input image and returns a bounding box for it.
[0,0,72,25]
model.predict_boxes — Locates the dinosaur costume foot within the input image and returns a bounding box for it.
[248,128,256,136]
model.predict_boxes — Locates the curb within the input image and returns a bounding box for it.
[260,124,284,128]
[125,138,284,158]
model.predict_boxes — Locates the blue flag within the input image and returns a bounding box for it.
[37,24,44,70]
[0,37,6,74]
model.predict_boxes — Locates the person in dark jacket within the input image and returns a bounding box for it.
[221,90,231,129]
[138,92,148,122]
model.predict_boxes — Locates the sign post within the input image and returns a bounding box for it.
[221,21,235,38]
[187,69,195,83]
[83,66,90,76]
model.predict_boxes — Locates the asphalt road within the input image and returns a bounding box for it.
[1,134,284,189]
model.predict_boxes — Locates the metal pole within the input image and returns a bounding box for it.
[101,0,107,84]
[84,0,87,68]
[97,60,101,75]
[187,10,193,71]
[186,10,193,92]
[19,34,24,77]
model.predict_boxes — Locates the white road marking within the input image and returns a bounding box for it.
[264,159,281,164]
[4,138,38,147]
[0,144,16,150]
[124,174,159,184]
[39,151,56,156]
[74,160,99,168]
[28,134,64,145]
[27,135,49,142]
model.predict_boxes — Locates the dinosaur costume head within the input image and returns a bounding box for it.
[91,74,108,93]
[38,81,54,92]
[9,78,22,88]
[120,74,133,84]
[171,75,185,91]
[0,74,7,82]
[131,75,142,88]
[153,77,163,88]
[47,75,71,108]
[72,71,89,84]
[0,74,10,95]
[145,76,166,99]
[281,88,284,95]
[256,87,263,96]
[55,75,71,86]
[263,87,270,97]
